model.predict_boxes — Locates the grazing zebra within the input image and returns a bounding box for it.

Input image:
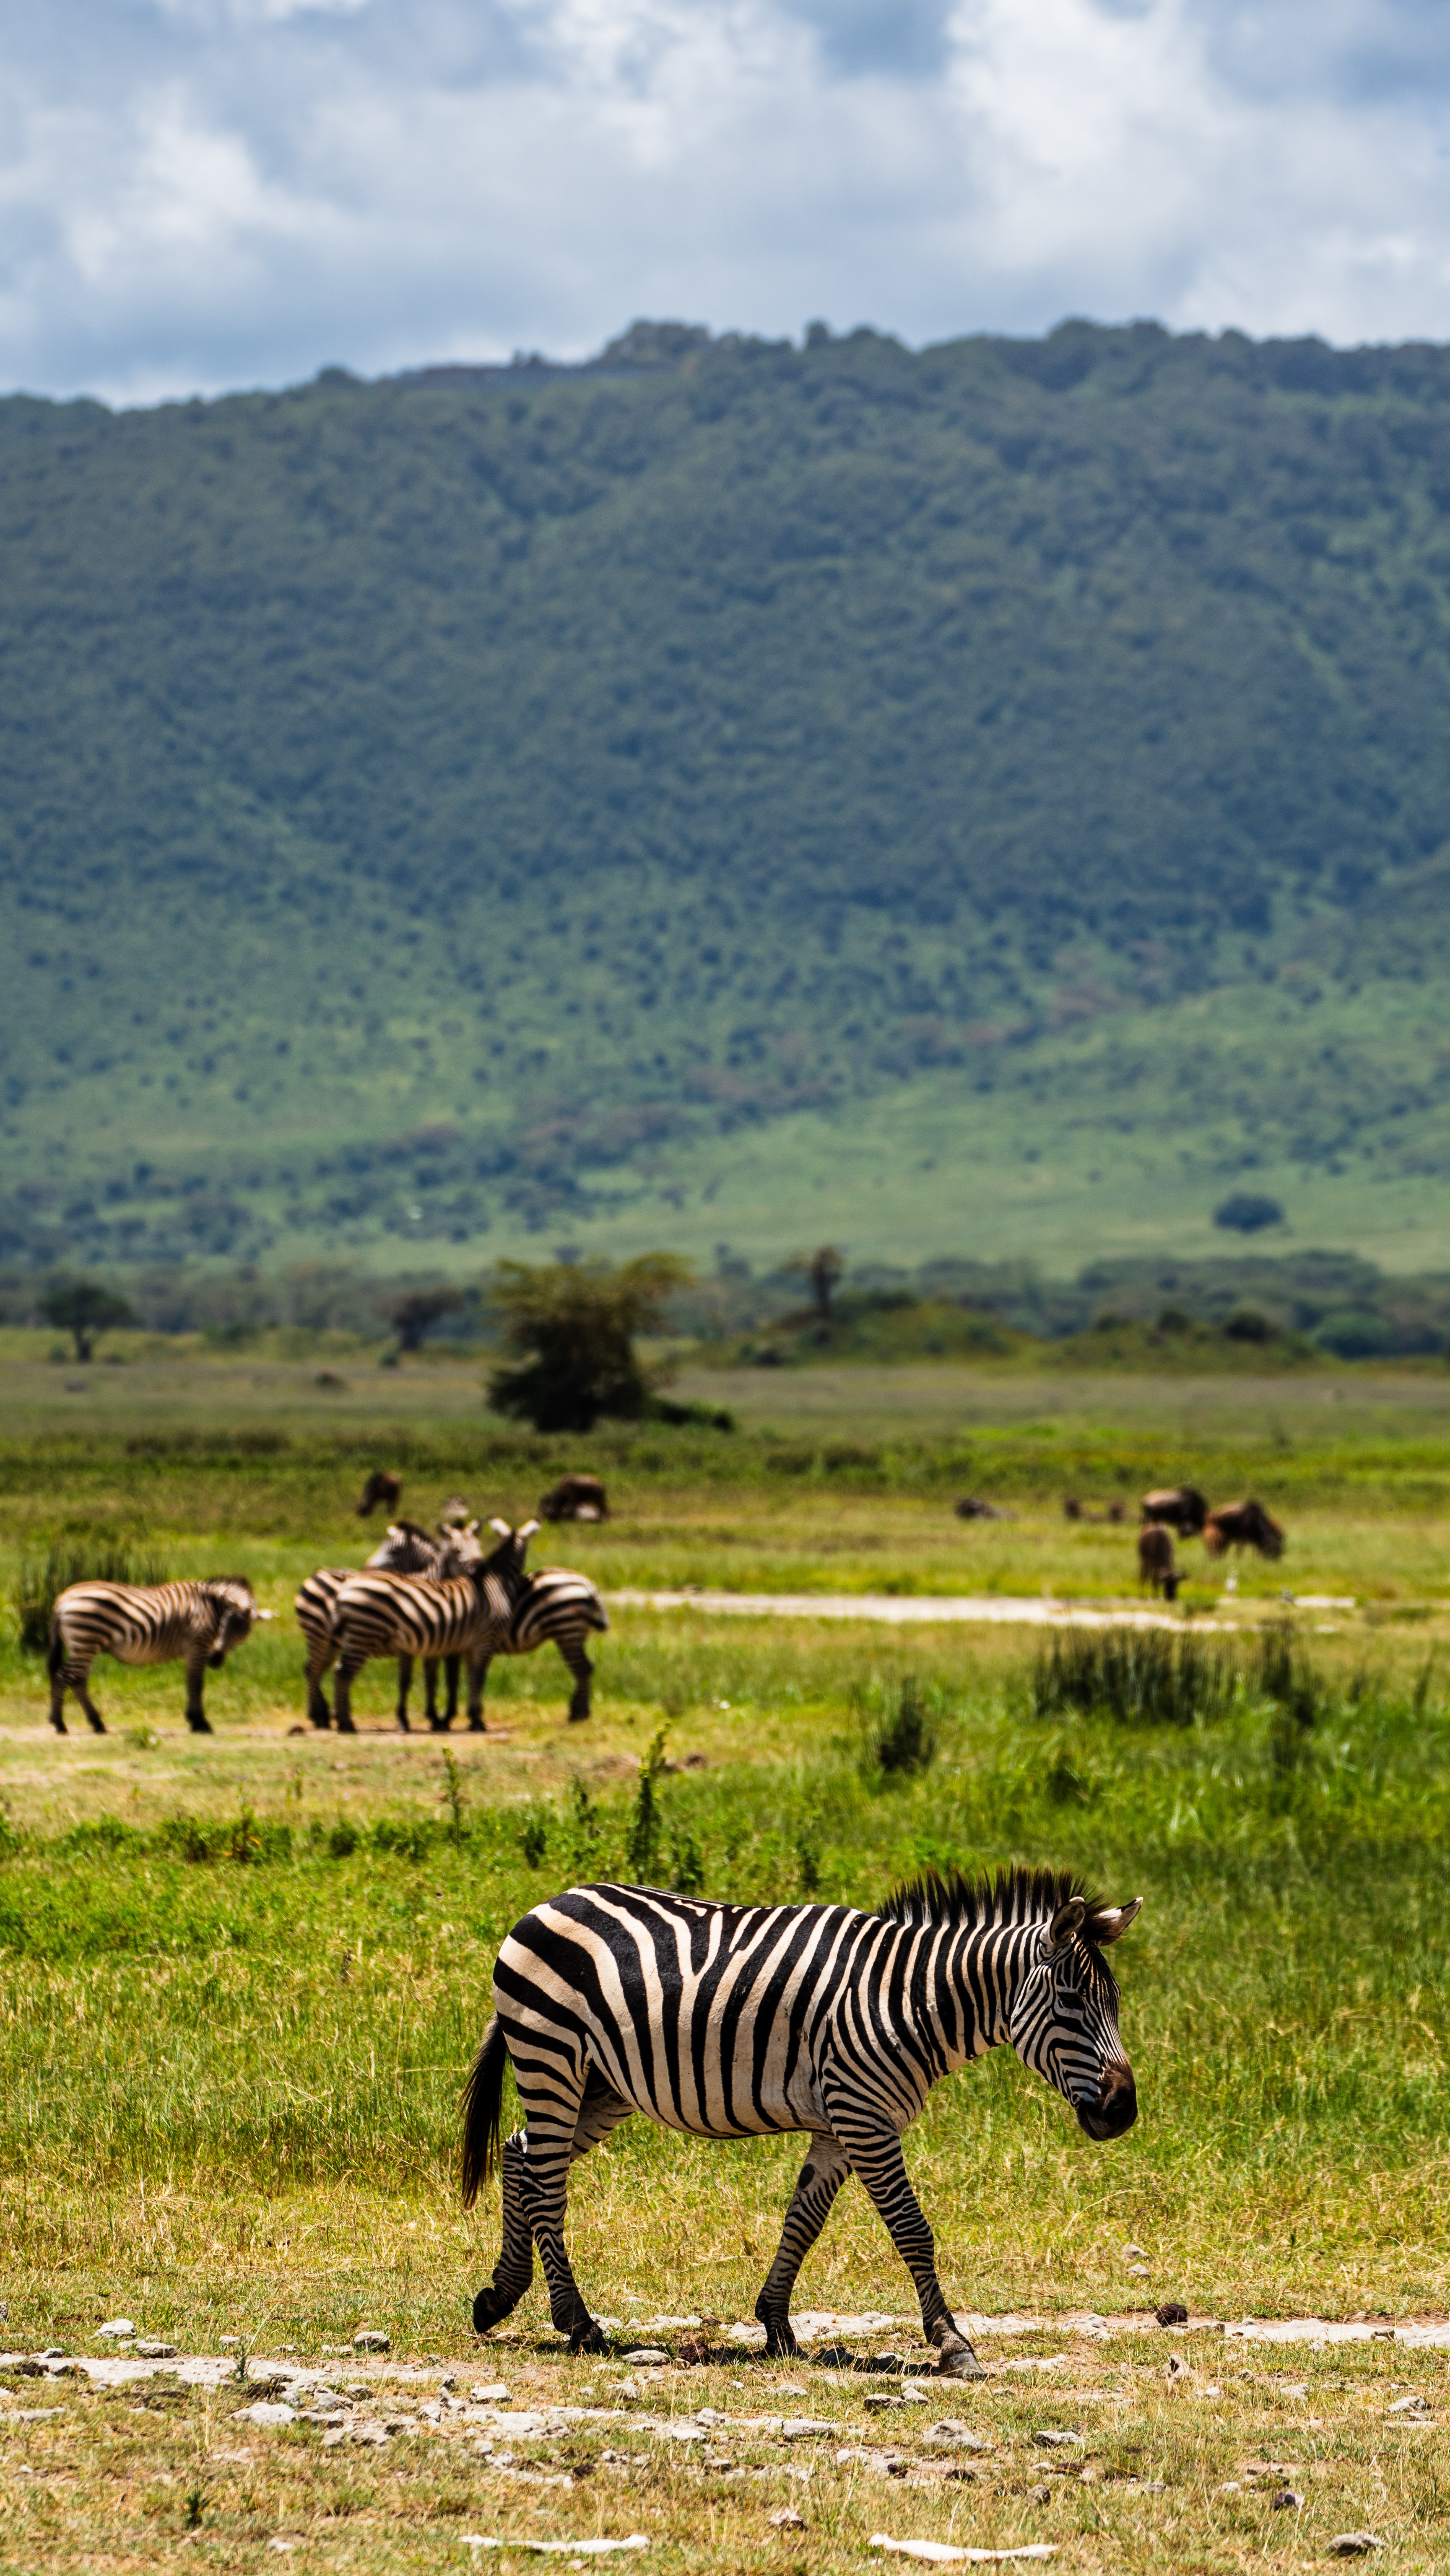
[295,1520,482,1729]
[322,1522,531,1734]
[462,1866,1141,2370]
[48,1578,270,1735]
[450,1522,608,1728]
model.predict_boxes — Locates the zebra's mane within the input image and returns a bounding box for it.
[880,1864,1101,1936]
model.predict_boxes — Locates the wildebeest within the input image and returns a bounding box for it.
[1137,1525,1180,1601]
[955,1496,1011,1521]
[540,1475,609,1523]
[1203,1499,1285,1560]
[1140,1486,1209,1537]
[1064,1498,1128,1524]
[357,1469,403,1519]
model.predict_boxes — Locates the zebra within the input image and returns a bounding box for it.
[294,1519,483,1730]
[450,1522,608,1728]
[322,1522,533,1734]
[462,1866,1141,2371]
[48,1577,271,1735]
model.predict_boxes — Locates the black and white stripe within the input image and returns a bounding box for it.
[457,1520,608,1728]
[321,1524,531,1734]
[295,1520,483,1730]
[462,1867,1141,2370]
[48,1578,268,1735]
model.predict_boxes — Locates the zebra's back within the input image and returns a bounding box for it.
[507,1568,608,1653]
[52,1581,211,1668]
[493,1883,880,2138]
[330,1568,492,1660]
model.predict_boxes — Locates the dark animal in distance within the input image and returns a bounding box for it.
[356,1469,403,1518]
[540,1475,609,1523]
[1063,1498,1128,1524]
[463,1867,1141,2366]
[1203,1499,1285,1560]
[1140,1487,1210,1537]
[295,1519,483,1729]
[954,1497,1011,1521]
[1137,1525,1180,1601]
[49,1577,270,1734]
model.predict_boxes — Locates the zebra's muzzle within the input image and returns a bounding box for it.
[1076,2063,1137,2140]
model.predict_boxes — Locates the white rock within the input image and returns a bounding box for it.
[239,2402,296,2427]
[95,2319,135,2340]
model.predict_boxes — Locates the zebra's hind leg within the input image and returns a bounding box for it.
[754,2133,850,2357]
[332,1656,361,1735]
[465,1651,491,1733]
[832,2119,985,2380]
[560,1639,593,1724]
[395,1654,414,1732]
[472,2132,537,2334]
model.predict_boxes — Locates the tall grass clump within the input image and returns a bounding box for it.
[1029,1627,1238,1728]
[15,1526,168,1653]
[861,1675,939,1779]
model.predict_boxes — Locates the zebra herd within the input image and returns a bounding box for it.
[45,1501,606,1735]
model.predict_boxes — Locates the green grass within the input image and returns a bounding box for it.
[3,1364,1450,2564]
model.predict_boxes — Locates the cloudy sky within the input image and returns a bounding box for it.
[3,0,1450,404]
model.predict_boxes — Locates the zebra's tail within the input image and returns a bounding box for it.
[461,2014,509,2205]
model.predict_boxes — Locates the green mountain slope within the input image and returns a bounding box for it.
[4,316,1450,1272]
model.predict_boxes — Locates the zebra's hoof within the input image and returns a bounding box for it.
[568,2320,607,2354]
[935,2340,986,2381]
[473,2287,505,2334]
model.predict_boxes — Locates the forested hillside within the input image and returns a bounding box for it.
[4,315,1450,1275]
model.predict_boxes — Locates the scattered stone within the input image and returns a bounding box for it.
[768,2507,806,2529]
[922,2423,990,2450]
[620,2348,670,2366]
[1215,2482,1242,2498]
[1387,2392,1430,2416]
[136,2341,177,2360]
[866,2392,905,2411]
[1156,2302,1189,2327]
[1121,2243,1149,2262]
[1272,2488,1305,2512]
[616,2378,641,2400]
[470,2384,512,2403]
[1032,2430,1084,2450]
[868,2542,1057,2566]
[96,2319,135,2340]
[782,2418,833,2440]
[354,2331,390,2354]
[239,2401,296,2428]
[268,2543,305,2558]
[1028,2485,1053,2506]
[1326,2538,1384,2558]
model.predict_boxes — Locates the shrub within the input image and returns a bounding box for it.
[1214,1193,1285,1233]
[1030,1629,1237,1728]
[865,1678,939,1778]
[16,1528,168,1653]
[486,1254,693,1433]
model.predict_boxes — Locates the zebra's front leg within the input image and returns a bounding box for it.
[305,1647,334,1729]
[184,1644,213,1734]
[444,1654,461,1727]
[465,1650,491,1734]
[395,1653,414,1732]
[754,2132,850,2356]
[560,1639,592,1724]
[837,2122,985,2379]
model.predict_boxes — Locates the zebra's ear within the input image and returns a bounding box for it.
[488,1517,512,1537]
[1044,1896,1087,1955]
[517,1518,541,1541]
[1088,1897,1143,1945]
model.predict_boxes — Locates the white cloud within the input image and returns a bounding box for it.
[2,0,1450,402]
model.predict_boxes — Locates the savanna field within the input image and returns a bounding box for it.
[4,1339,1450,2571]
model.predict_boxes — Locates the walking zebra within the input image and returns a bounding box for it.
[463,1866,1141,2371]
[48,1578,270,1734]
[295,1520,483,1729]
[452,1522,608,1728]
[322,1522,530,1734]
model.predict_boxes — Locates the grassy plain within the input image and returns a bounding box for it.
[3,1351,1450,2567]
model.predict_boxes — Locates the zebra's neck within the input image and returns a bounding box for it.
[912,1919,1036,2073]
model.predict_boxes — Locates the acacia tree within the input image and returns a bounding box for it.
[387,1286,465,1354]
[486,1254,693,1433]
[788,1246,845,1322]
[39,1277,136,1362]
